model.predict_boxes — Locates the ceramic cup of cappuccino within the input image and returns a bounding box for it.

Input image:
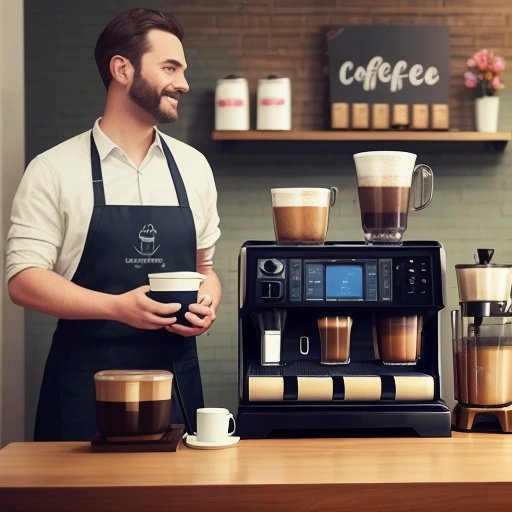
[374,315,422,365]
[353,151,433,243]
[94,370,173,440]
[271,187,337,244]
[148,271,206,325]
[318,316,352,364]
[195,407,236,443]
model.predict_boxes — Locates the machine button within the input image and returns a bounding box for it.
[407,287,415,294]
[409,277,415,285]
[261,259,283,275]
[367,288,378,300]
[421,278,428,285]
[378,259,393,302]
[265,260,277,273]
[290,289,300,300]
[380,288,391,301]
[260,281,283,300]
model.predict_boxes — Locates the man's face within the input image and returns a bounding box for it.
[128,29,189,124]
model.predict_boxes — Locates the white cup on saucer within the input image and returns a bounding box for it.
[196,407,236,443]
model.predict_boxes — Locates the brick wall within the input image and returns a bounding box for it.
[23,0,512,437]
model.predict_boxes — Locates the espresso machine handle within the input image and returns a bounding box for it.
[329,187,338,206]
[299,336,310,355]
[411,164,433,211]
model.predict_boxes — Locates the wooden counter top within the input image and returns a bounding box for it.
[1,432,512,511]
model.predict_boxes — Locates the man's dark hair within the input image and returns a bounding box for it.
[94,8,184,90]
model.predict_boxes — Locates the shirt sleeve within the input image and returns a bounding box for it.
[196,153,221,250]
[196,245,215,271]
[5,155,64,282]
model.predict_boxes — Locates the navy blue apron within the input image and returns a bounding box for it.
[34,133,204,441]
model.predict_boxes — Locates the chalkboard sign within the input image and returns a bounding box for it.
[327,26,450,105]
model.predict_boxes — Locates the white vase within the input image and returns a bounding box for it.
[475,96,500,132]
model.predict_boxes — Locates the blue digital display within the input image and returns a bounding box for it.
[325,265,363,299]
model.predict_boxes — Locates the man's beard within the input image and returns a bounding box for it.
[129,70,180,124]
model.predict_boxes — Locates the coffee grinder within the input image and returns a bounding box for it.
[452,249,512,432]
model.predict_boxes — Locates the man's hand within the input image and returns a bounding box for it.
[114,285,181,329]
[7,267,219,334]
[166,293,216,337]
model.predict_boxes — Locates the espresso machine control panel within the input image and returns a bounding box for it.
[254,253,435,306]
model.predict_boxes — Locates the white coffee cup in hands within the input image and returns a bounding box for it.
[195,407,236,443]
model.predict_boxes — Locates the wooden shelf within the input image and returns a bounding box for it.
[212,130,512,142]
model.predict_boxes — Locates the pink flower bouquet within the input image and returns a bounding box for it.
[464,49,506,96]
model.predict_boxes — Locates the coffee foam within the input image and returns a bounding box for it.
[271,188,331,207]
[354,151,416,187]
[94,370,173,402]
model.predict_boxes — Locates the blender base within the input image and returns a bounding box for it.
[452,403,512,433]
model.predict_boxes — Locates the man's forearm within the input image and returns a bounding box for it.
[8,267,118,320]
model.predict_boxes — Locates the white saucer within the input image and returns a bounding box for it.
[183,434,240,450]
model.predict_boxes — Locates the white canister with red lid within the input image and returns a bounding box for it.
[256,76,291,130]
[215,76,250,130]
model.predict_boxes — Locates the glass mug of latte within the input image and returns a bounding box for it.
[353,151,433,244]
[271,187,337,244]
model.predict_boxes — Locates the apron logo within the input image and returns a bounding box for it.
[125,223,166,269]
[134,224,160,256]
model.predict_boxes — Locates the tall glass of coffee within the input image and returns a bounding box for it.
[353,151,433,243]
[271,187,337,244]
[374,314,422,365]
[318,316,352,364]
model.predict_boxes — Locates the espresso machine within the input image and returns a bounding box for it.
[236,240,452,438]
[452,249,512,433]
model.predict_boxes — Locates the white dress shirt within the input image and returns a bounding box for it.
[5,119,220,281]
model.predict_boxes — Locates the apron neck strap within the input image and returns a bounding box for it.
[90,133,106,206]
[159,134,189,207]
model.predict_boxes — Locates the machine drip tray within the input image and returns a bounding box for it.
[246,360,435,402]
[247,359,429,376]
